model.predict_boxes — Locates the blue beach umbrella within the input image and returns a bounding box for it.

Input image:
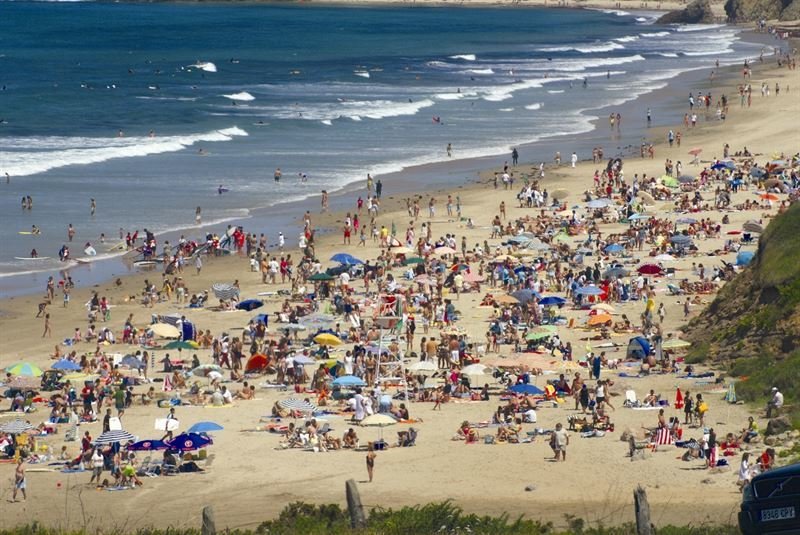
[127,439,169,451]
[52,359,81,371]
[628,213,650,221]
[509,384,544,395]
[511,289,541,304]
[604,244,624,253]
[187,421,224,434]
[332,375,367,388]
[166,432,213,452]
[586,198,613,209]
[575,285,604,296]
[330,253,363,265]
[538,296,566,306]
[251,313,269,325]
[736,251,755,266]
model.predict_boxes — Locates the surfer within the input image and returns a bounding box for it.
[218,185,226,195]
[32,225,41,235]
[30,249,38,258]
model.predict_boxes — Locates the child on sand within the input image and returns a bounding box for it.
[366,443,376,483]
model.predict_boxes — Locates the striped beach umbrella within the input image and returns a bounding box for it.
[0,420,34,434]
[211,283,240,300]
[5,362,44,377]
[94,430,135,445]
[277,398,317,413]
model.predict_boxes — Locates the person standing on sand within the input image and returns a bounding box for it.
[12,458,26,502]
[321,190,329,213]
[366,443,376,482]
[551,423,569,461]
[194,255,202,276]
[511,148,518,166]
[570,152,577,168]
[366,174,373,195]
[42,313,51,338]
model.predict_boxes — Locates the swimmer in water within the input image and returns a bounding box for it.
[30,249,38,258]
[218,185,225,195]
[32,225,41,235]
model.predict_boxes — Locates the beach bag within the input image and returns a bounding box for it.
[697,401,708,414]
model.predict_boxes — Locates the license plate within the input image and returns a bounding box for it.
[761,506,796,522]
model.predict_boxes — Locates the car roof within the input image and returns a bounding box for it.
[753,462,800,482]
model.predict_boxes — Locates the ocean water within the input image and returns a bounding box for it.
[0,2,762,280]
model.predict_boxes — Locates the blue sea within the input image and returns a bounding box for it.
[0,2,762,286]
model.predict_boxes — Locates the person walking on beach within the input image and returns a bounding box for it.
[446,143,452,157]
[570,152,578,168]
[12,458,26,502]
[646,108,652,127]
[375,179,382,199]
[366,443,376,482]
[42,313,51,338]
[194,255,203,276]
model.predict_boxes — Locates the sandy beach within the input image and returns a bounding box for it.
[0,36,797,532]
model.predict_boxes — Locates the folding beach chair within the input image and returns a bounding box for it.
[623,390,639,408]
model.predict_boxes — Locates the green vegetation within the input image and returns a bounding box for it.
[1,503,741,535]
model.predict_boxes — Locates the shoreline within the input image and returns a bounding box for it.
[0,23,768,298]
[0,33,797,530]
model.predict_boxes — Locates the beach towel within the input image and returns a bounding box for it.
[163,375,173,392]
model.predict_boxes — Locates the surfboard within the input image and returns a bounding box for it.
[133,261,157,267]
[107,241,126,251]
[14,256,50,260]
[18,231,34,235]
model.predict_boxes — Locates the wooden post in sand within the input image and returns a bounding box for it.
[634,486,653,535]
[202,505,216,535]
[346,479,366,528]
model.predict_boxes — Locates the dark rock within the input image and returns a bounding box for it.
[766,416,793,436]
[657,0,715,23]
[726,0,791,22]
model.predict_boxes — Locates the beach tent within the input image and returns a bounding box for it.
[736,251,755,266]
[626,336,651,360]
[245,354,268,373]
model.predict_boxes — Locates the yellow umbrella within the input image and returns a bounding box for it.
[314,333,343,346]
[494,294,520,305]
[150,323,180,338]
[588,314,612,326]
[591,303,615,313]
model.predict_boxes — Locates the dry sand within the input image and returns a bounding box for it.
[0,46,797,531]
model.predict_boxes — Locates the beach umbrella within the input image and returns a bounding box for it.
[511,289,541,304]
[551,189,569,200]
[360,413,397,440]
[314,333,343,346]
[5,362,44,377]
[120,355,144,369]
[678,175,696,184]
[575,285,603,296]
[526,329,554,342]
[277,398,317,413]
[51,359,81,372]
[434,246,456,256]
[654,254,676,262]
[408,361,437,373]
[211,283,239,301]
[0,420,34,434]
[764,178,783,188]
[292,355,316,365]
[670,234,692,246]
[150,323,180,339]
[688,147,703,156]
[236,299,263,311]
[251,313,269,326]
[127,439,169,451]
[166,432,213,452]
[749,168,766,178]
[404,256,425,265]
[191,364,222,377]
[508,384,544,395]
[588,314,612,326]
[462,271,485,283]
[628,213,650,221]
[299,312,335,326]
[676,217,697,225]
[332,375,366,388]
[759,193,779,201]
[283,323,308,332]
[245,354,268,373]
[391,246,414,255]
[506,235,532,245]
[637,263,663,275]
[461,364,490,376]
[662,339,691,350]
[743,221,764,234]
[736,251,755,266]
[187,422,224,434]
[603,266,629,279]
[591,303,615,313]
[330,253,363,265]
[636,191,655,205]
[6,376,41,390]
[604,243,624,254]
[525,241,552,251]
[494,294,520,305]
[538,296,566,306]
[308,272,335,282]
[726,230,742,236]
[586,198,614,209]
[161,340,200,350]
[413,274,436,285]
[94,430,135,445]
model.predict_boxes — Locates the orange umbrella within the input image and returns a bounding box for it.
[245,354,268,373]
[760,193,779,201]
[688,147,702,156]
[494,294,520,305]
[588,313,612,326]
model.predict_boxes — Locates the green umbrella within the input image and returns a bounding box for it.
[308,272,335,281]
[661,175,679,188]
[526,326,557,341]
[160,340,200,350]
[404,257,425,265]
[5,362,44,377]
